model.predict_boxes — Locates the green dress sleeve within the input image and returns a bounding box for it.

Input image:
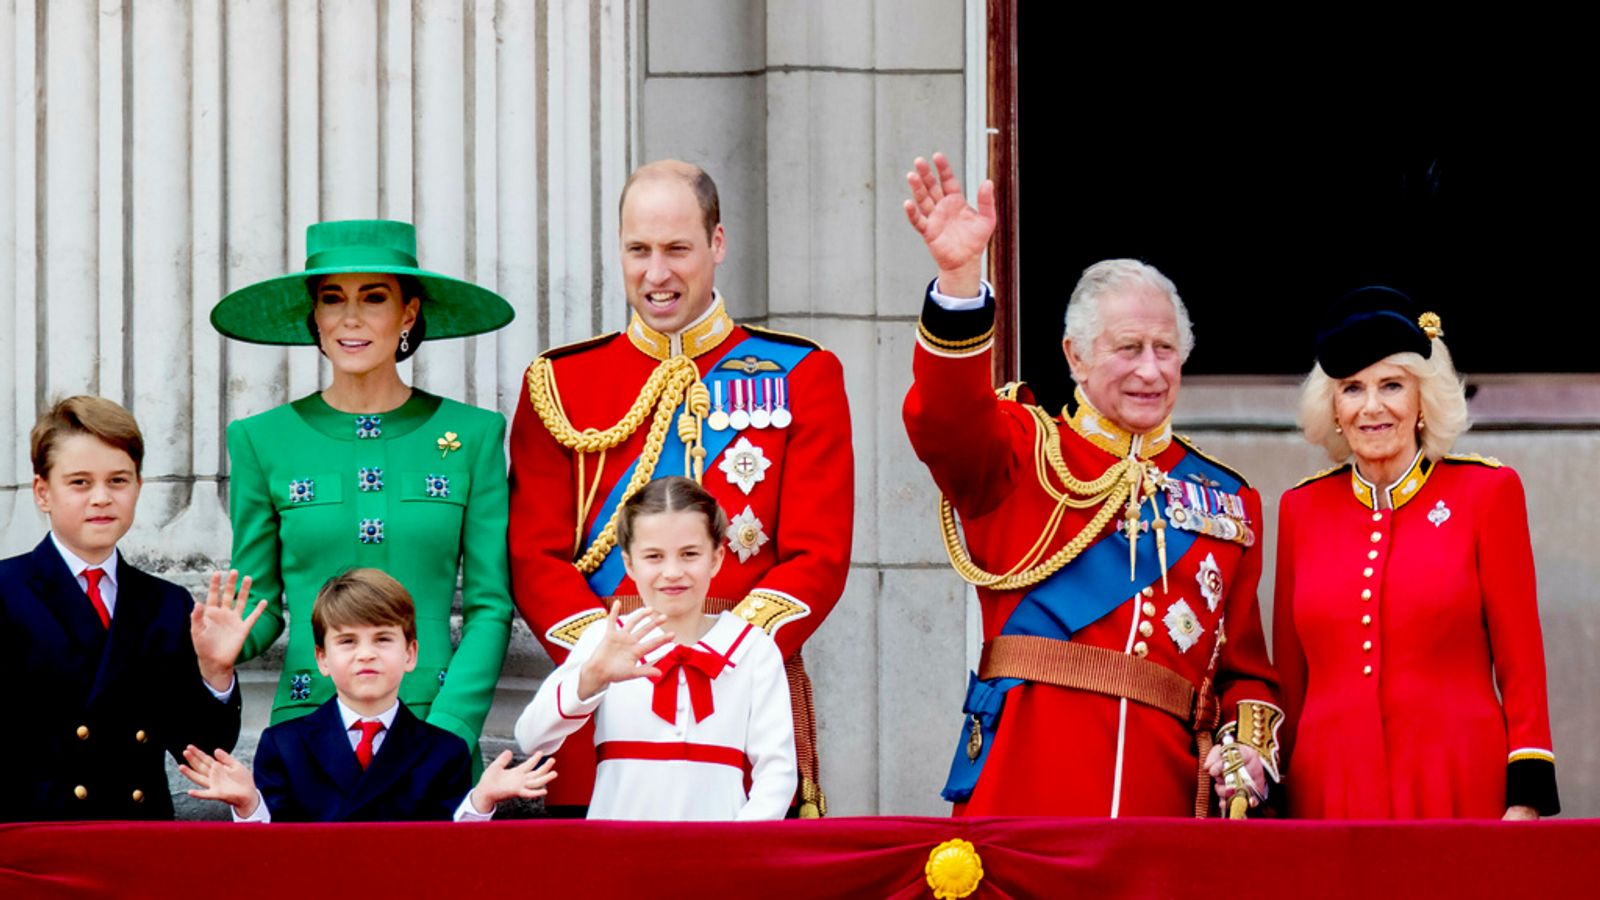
[228,418,288,661]
[423,411,513,753]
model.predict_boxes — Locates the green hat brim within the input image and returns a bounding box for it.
[210,265,515,345]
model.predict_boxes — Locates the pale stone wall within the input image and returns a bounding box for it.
[6,0,1596,819]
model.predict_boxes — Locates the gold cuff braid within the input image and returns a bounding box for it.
[1221,700,1284,782]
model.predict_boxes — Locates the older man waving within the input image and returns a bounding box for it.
[902,153,1281,818]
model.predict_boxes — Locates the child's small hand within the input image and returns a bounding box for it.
[190,570,269,692]
[577,602,673,700]
[179,744,260,816]
[469,750,558,814]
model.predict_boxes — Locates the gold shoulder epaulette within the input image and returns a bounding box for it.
[995,381,1029,402]
[731,590,810,636]
[1443,452,1503,468]
[1293,464,1350,489]
[743,323,824,352]
[1174,434,1252,488]
[544,608,609,649]
[539,331,621,361]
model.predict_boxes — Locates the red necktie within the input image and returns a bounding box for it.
[353,720,384,769]
[82,568,111,629]
[650,645,728,725]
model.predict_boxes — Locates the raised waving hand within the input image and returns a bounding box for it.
[903,152,997,297]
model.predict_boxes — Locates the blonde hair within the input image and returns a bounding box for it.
[1298,337,1469,463]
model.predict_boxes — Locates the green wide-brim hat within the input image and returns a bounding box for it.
[210,219,514,345]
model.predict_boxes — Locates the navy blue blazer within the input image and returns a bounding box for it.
[0,535,242,822]
[255,697,472,822]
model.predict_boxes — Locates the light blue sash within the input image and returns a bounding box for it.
[583,335,814,596]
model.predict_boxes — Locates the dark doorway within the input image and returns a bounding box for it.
[1012,10,1592,416]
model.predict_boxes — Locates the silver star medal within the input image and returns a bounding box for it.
[726,505,769,562]
[1428,500,1451,527]
[719,436,771,495]
[707,380,731,432]
[1196,553,1224,612]
[1163,598,1205,653]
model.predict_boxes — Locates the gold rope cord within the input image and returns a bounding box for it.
[527,354,704,574]
[939,405,1154,591]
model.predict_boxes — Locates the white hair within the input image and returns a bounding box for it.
[1298,338,1470,463]
[1063,259,1195,362]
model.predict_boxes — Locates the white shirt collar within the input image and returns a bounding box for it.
[336,697,400,730]
[49,532,120,588]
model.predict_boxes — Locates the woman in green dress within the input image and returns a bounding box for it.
[212,220,515,766]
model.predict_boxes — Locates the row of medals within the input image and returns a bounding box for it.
[706,377,792,432]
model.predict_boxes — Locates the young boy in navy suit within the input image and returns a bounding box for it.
[180,568,555,821]
[0,396,262,822]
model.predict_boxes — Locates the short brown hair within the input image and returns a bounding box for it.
[618,160,721,243]
[31,396,145,478]
[312,568,418,647]
[617,476,729,552]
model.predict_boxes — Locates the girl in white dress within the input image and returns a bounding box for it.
[515,477,797,820]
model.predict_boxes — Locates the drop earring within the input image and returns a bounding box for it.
[400,329,410,353]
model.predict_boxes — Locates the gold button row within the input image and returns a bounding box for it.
[74,726,148,743]
[73,786,145,801]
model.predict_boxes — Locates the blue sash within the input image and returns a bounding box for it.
[940,443,1243,802]
[583,334,814,596]
[999,448,1240,640]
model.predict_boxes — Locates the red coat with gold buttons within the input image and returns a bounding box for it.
[1274,454,1559,818]
[508,299,853,807]
[904,291,1279,818]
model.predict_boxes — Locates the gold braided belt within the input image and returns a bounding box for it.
[940,404,1169,592]
[979,634,1198,724]
[526,354,711,574]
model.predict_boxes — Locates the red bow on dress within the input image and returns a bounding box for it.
[650,644,728,725]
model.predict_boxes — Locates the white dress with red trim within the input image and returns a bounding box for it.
[514,611,797,821]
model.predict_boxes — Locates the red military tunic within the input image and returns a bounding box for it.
[508,296,852,808]
[1275,453,1560,818]
[904,290,1279,817]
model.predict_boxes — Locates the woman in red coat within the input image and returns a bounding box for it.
[1274,287,1558,819]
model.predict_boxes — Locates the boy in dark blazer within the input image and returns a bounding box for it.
[0,396,261,822]
[180,568,554,821]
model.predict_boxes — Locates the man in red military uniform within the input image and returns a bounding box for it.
[901,153,1280,817]
[509,160,852,814]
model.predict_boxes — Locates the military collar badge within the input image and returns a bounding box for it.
[1065,388,1173,459]
[1350,450,1431,511]
[626,294,736,361]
